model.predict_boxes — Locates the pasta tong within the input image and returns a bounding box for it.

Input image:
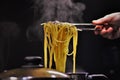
[41,23,105,31]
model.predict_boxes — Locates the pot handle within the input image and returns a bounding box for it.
[22,56,43,68]
[88,74,109,80]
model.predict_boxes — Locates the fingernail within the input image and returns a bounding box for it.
[92,20,96,23]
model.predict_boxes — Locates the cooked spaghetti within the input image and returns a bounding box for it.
[43,21,78,73]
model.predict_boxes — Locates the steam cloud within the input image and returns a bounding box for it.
[34,0,85,23]
[27,0,86,41]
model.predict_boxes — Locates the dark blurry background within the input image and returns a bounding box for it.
[0,0,120,80]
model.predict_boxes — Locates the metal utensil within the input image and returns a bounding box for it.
[41,23,100,31]
[41,23,94,26]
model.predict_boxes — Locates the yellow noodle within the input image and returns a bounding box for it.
[43,21,78,73]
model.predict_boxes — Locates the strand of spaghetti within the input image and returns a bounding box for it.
[66,28,74,56]
[48,22,54,68]
[73,26,78,73]
[43,24,48,68]
[48,34,53,68]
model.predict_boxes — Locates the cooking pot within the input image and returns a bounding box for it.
[0,56,70,80]
[67,72,108,80]
[0,68,70,80]
[0,56,108,80]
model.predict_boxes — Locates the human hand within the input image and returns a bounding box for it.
[92,12,120,39]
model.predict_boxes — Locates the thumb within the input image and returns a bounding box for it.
[92,15,112,24]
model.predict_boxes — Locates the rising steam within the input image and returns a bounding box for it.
[27,0,86,41]
[34,0,85,23]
